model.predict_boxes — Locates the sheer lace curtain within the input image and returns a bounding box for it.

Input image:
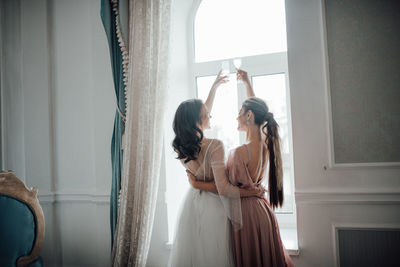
[111,0,171,266]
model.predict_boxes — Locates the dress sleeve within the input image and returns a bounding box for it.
[210,140,240,196]
[209,139,242,230]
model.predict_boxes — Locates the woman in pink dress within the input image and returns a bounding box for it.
[188,69,294,267]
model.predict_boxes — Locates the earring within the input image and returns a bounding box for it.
[247,119,250,125]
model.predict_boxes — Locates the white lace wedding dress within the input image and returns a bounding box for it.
[169,139,239,267]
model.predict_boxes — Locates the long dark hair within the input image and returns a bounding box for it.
[172,99,204,163]
[242,97,283,209]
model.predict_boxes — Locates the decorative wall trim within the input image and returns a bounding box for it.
[295,191,400,204]
[38,191,110,204]
[328,162,400,169]
[320,0,337,170]
[332,222,340,267]
[331,222,400,267]
[319,0,400,169]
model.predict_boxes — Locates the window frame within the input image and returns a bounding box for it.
[193,53,296,213]
[189,1,296,223]
[164,0,298,245]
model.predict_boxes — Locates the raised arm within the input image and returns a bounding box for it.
[237,69,255,98]
[204,70,228,113]
[187,171,265,197]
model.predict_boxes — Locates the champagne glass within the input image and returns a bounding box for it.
[233,58,242,69]
[233,58,242,83]
[221,60,230,77]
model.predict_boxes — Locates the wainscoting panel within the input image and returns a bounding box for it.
[324,0,400,164]
[336,228,400,267]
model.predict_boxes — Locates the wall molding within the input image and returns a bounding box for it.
[295,191,400,205]
[38,191,110,204]
[39,190,400,205]
[40,190,400,204]
[331,222,400,267]
[319,0,400,170]
[328,162,400,170]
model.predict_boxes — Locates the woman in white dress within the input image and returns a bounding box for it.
[169,72,264,267]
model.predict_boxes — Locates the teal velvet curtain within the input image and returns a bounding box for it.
[100,0,126,247]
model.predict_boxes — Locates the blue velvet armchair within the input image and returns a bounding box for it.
[0,171,45,267]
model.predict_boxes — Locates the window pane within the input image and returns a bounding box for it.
[252,73,293,213]
[197,75,240,151]
[195,0,287,62]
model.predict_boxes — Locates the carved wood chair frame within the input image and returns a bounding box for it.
[0,171,45,267]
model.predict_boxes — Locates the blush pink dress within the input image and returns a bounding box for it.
[227,144,294,267]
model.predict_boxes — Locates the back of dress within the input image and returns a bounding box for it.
[181,139,216,183]
[182,138,243,230]
[226,143,292,267]
[227,144,268,190]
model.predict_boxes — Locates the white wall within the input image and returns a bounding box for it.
[2,0,399,267]
[285,0,400,266]
[1,0,114,266]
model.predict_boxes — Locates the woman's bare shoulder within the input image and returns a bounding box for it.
[204,138,224,148]
[233,144,249,162]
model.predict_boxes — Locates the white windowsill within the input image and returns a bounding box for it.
[166,228,300,256]
[280,228,300,256]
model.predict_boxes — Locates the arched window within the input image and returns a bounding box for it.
[165,0,298,250]
[195,0,287,62]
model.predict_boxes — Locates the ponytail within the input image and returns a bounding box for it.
[241,97,284,209]
[262,112,283,209]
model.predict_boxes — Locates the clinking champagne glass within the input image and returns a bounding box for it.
[221,60,230,78]
[233,58,242,83]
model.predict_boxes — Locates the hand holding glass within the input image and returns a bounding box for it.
[233,58,242,83]
[221,61,230,77]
